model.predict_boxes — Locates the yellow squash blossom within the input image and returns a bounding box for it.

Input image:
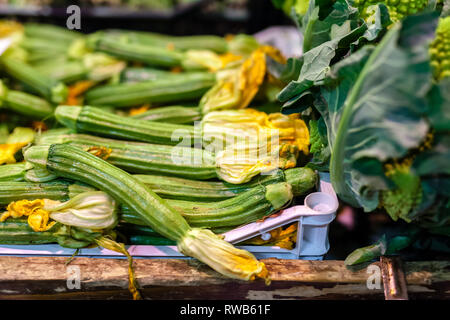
[203,108,309,183]
[178,228,270,284]
[200,45,287,114]
[242,224,298,250]
[0,142,27,165]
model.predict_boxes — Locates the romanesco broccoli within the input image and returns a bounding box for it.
[352,0,429,23]
[430,16,450,81]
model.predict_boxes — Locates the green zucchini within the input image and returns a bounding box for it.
[84,72,215,107]
[0,218,97,248]
[130,106,202,124]
[0,163,27,181]
[20,37,69,55]
[24,144,270,281]
[0,166,316,204]
[26,144,191,241]
[54,105,201,145]
[87,32,184,68]
[0,56,68,104]
[133,167,316,201]
[119,67,193,83]
[37,132,215,179]
[24,23,83,45]
[121,182,293,228]
[0,80,55,119]
[34,60,88,84]
[26,51,67,65]
[0,180,94,205]
[115,223,176,245]
[110,30,228,53]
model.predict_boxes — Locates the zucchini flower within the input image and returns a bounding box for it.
[202,108,309,183]
[0,20,26,61]
[67,38,126,83]
[199,45,286,114]
[0,127,35,165]
[241,224,298,250]
[0,191,118,232]
[178,228,270,284]
[0,191,139,299]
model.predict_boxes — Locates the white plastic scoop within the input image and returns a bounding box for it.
[222,191,339,244]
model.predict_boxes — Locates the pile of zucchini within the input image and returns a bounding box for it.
[0,21,317,288]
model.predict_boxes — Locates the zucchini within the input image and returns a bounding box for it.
[24,23,83,45]
[0,180,294,229]
[87,32,184,68]
[0,80,55,119]
[111,30,229,53]
[20,37,69,55]
[26,144,191,241]
[24,144,270,282]
[0,167,316,204]
[130,106,202,124]
[37,132,215,179]
[133,167,316,201]
[0,56,68,104]
[0,180,72,205]
[34,60,88,84]
[0,218,95,248]
[26,51,67,65]
[84,72,215,107]
[127,234,176,246]
[54,105,201,145]
[119,67,193,83]
[0,180,95,206]
[116,223,176,245]
[0,218,59,245]
[0,163,27,181]
[121,182,293,228]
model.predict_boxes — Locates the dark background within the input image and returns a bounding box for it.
[0,0,293,35]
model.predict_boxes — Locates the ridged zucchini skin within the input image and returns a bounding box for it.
[120,182,293,228]
[134,167,315,201]
[55,106,201,146]
[0,167,315,204]
[84,72,215,107]
[25,144,191,242]
[38,133,216,179]
[0,218,95,248]
[0,219,59,244]
[116,223,176,245]
[20,38,69,55]
[1,88,55,119]
[0,181,71,205]
[130,106,202,124]
[115,31,229,53]
[87,33,184,68]
[34,61,88,84]
[0,56,68,104]
[119,67,207,84]
[0,163,27,182]
[24,23,82,44]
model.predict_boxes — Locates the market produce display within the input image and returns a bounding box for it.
[0,19,317,298]
[274,0,450,265]
[0,0,448,300]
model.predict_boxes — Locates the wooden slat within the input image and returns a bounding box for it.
[0,257,448,299]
